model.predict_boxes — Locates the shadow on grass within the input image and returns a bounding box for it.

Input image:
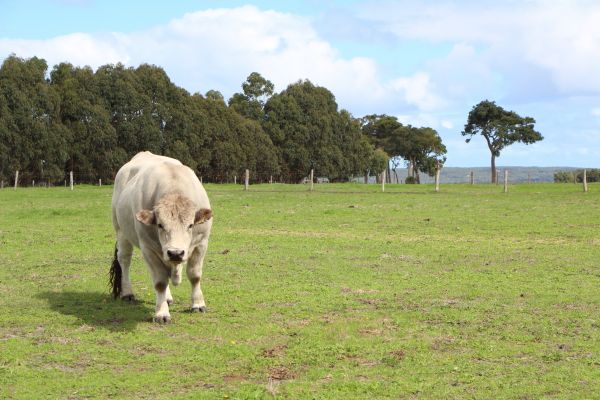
[37,291,153,332]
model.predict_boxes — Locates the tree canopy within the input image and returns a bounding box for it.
[360,114,446,183]
[0,56,67,183]
[263,80,373,182]
[462,100,542,183]
[0,55,447,185]
[228,72,274,121]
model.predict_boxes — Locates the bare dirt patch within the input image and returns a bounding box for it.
[269,366,294,381]
[261,344,288,358]
[223,374,247,383]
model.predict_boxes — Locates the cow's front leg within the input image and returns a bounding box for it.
[165,284,173,305]
[142,249,171,324]
[187,240,208,313]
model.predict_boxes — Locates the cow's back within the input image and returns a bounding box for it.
[113,152,182,196]
[111,152,209,247]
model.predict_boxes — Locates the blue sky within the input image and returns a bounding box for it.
[2,0,600,167]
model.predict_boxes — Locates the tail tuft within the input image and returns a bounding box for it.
[109,244,122,299]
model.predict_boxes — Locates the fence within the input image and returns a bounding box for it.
[1,170,101,190]
[1,167,595,194]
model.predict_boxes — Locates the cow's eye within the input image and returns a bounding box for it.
[157,224,164,229]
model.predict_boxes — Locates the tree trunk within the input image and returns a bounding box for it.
[490,153,496,184]
[408,161,414,179]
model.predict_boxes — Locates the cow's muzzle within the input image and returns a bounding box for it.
[166,249,185,262]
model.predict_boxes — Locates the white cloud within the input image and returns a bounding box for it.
[396,112,442,129]
[2,2,600,168]
[354,1,600,99]
[0,6,390,114]
[389,72,445,111]
[0,33,129,69]
[441,120,453,129]
[0,4,469,118]
[520,4,600,94]
[426,43,496,103]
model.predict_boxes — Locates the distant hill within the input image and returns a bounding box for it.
[388,167,579,184]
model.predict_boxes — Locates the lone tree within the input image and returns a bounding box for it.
[462,100,542,183]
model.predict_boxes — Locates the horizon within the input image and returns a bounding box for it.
[2,1,600,168]
[404,166,582,169]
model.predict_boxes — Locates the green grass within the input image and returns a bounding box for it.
[0,183,598,399]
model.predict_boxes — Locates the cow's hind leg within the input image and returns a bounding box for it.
[187,240,209,313]
[117,238,135,301]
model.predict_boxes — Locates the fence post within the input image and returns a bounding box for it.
[32,180,35,187]
[99,179,102,186]
[470,170,474,185]
[435,163,440,192]
[381,170,386,192]
[270,175,273,184]
[234,176,237,185]
[70,171,74,191]
[244,169,249,191]
[503,170,508,193]
[14,170,19,190]
[309,169,314,191]
[583,169,588,192]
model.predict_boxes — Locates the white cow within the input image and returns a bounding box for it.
[110,151,213,323]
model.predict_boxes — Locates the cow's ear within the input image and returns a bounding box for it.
[194,208,212,225]
[136,209,156,225]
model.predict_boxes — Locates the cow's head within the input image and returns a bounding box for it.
[136,193,212,265]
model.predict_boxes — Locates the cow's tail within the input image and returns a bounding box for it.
[109,243,122,299]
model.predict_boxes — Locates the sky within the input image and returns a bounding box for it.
[1,0,600,167]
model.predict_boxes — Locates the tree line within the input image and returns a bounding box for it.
[0,55,450,185]
[554,169,600,183]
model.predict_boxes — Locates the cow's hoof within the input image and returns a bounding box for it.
[121,294,136,302]
[191,306,207,313]
[153,315,171,324]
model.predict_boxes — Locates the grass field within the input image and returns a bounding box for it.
[0,183,598,399]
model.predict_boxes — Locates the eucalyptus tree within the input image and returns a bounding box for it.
[205,90,225,103]
[51,62,121,181]
[228,72,274,120]
[395,126,447,183]
[193,92,279,182]
[0,55,67,183]
[360,114,402,182]
[264,79,372,182]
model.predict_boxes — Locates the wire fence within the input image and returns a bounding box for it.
[1,167,595,194]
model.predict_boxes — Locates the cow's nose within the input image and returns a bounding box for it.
[167,249,185,261]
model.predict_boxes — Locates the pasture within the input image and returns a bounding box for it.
[0,183,598,399]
